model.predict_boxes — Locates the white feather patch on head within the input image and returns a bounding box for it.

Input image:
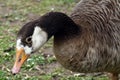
[16,39,32,54]
[16,39,23,50]
[32,26,48,52]
[16,26,48,54]
[24,46,32,54]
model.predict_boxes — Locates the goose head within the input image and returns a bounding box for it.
[11,23,48,74]
[11,12,78,74]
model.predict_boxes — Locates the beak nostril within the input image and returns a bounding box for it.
[18,54,22,62]
[18,58,21,62]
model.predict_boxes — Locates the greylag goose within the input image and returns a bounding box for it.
[12,0,120,80]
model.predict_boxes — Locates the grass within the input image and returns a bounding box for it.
[0,0,109,80]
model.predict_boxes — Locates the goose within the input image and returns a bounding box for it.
[11,0,120,80]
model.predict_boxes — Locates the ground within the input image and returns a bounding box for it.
[0,0,109,80]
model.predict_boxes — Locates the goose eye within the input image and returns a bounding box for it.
[26,36,32,44]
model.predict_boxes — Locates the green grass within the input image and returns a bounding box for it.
[0,0,109,80]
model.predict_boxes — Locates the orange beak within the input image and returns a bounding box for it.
[12,48,30,74]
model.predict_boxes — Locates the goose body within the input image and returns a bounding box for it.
[54,0,120,73]
[12,0,120,80]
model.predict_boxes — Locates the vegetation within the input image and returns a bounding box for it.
[0,0,108,80]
